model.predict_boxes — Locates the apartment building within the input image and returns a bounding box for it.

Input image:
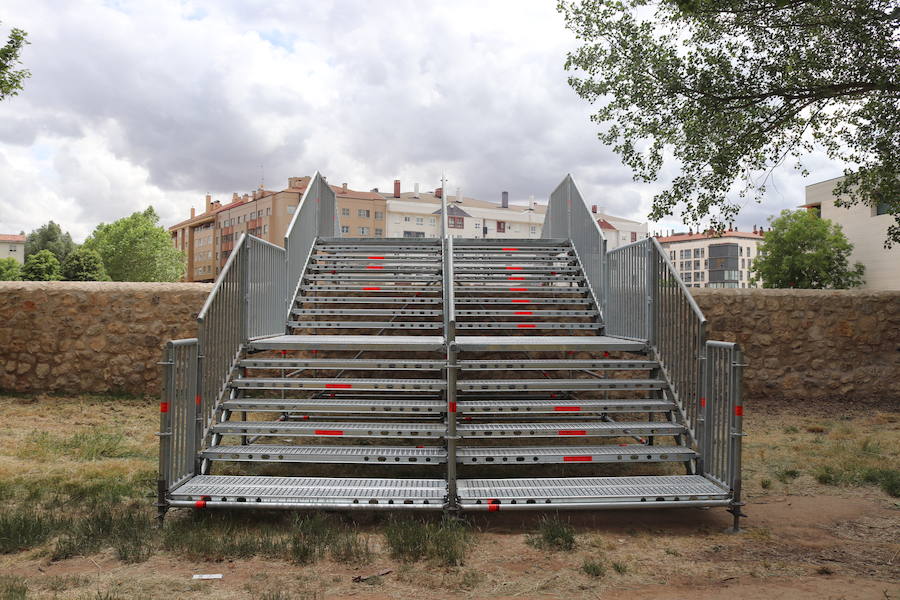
[803,176,900,290]
[590,206,650,250]
[0,234,26,264]
[657,230,764,288]
[384,181,545,239]
[169,177,384,282]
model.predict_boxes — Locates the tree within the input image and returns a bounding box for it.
[751,210,865,288]
[25,221,76,263]
[1,21,30,101]
[21,249,62,281]
[61,247,109,281]
[0,257,21,281]
[559,0,900,245]
[83,207,185,282]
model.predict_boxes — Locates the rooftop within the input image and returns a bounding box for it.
[656,230,764,243]
[0,234,26,243]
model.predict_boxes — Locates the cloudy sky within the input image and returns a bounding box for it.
[0,0,846,242]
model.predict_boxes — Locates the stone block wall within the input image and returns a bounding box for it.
[1,282,898,403]
[691,289,900,404]
[1,282,212,396]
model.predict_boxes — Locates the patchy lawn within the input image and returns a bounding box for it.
[0,393,897,600]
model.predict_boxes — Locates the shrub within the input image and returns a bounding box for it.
[526,515,576,551]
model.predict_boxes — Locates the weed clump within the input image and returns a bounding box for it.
[383,516,472,566]
[0,575,27,600]
[526,515,576,551]
[581,560,606,577]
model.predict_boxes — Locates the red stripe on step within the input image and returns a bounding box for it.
[368,256,384,259]
[554,406,581,411]
[700,397,707,408]
[315,430,343,436]
[448,401,457,413]
[506,266,522,270]
[502,248,518,251]
[366,266,384,269]
[487,499,500,511]
[559,430,586,436]
[511,299,530,303]
[508,276,525,280]
[514,311,533,315]
[325,383,352,389]
[517,323,536,328]
[510,287,527,291]
[194,500,207,508]
[734,405,744,416]
[159,402,169,413]
[362,287,381,290]
[564,456,592,462]
[195,395,201,406]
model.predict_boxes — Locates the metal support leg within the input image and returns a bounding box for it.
[446,342,459,511]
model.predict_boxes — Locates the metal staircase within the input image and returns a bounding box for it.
[158,173,745,528]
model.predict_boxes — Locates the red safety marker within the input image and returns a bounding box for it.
[368,256,385,260]
[160,402,169,413]
[603,351,610,358]
[325,383,352,389]
[618,443,629,447]
[416,445,424,448]
[362,287,381,290]
[302,415,310,420]
[514,311,533,315]
[487,499,500,512]
[502,248,518,251]
[510,287,528,291]
[559,430,586,436]
[734,405,744,416]
[448,401,457,413]
[563,456,592,462]
[195,394,201,406]
[194,500,207,508]
[700,397,707,408]
[517,324,536,328]
[508,276,525,280]
[315,430,344,436]
[511,299,530,303]
[549,393,558,399]
[554,406,581,412]
[506,266,522,270]
[366,266,384,269]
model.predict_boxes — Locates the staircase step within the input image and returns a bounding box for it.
[240,358,444,371]
[232,377,446,391]
[170,475,446,508]
[292,309,442,317]
[301,285,441,292]
[454,297,590,305]
[457,378,664,391]
[456,322,603,330]
[456,475,728,509]
[457,445,697,464]
[457,359,657,370]
[453,336,646,352]
[211,421,446,438]
[222,398,445,413]
[296,297,443,304]
[456,421,683,438]
[455,310,599,317]
[250,335,445,352]
[289,321,442,330]
[456,398,673,413]
[202,445,446,463]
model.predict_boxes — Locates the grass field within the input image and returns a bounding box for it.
[0,393,897,599]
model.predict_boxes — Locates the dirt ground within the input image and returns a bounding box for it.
[0,393,897,599]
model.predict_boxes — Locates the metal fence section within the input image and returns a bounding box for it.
[157,338,199,518]
[543,175,607,318]
[245,236,287,340]
[285,171,330,323]
[606,239,648,340]
[701,342,744,495]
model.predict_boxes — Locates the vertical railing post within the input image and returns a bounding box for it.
[728,345,745,532]
[443,236,458,509]
[698,341,710,476]
[156,343,174,525]
[645,241,656,345]
[240,239,250,343]
[195,339,205,475]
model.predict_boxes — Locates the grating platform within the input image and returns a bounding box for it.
[456,421,683,437]
[212,420,446,438]
[170,475,446,509]
[457,445,696,463]
[222,398,445,413]
[250,335,445,351]
[232,377,446,391]
[457,475,729,509]
[455,398,674,413]
[453,336,647,352]
[457,378,664,391]
[202,445,447,463]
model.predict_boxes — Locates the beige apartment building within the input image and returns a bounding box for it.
[0,234,26,264]
[657,230,765,288]
[803,176,900,290]
[170,176,384,282]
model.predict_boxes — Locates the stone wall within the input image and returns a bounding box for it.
[691,289,900,404]
[1,283,898,403]
[1,282,212,396]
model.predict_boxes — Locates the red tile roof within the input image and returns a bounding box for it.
[0,234,25,243]
[597,219,617,231]
[656,231,763,243]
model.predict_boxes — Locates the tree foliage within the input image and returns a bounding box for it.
[1,21,30,101]
[25,221,76,263]
[61,247,109,281]
[22,249,62,281]
[559,0,900,244]
[751,209,865,288]
[0,257,21,281]
[83,207,185,282]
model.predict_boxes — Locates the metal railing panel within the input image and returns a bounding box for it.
[246,235,287,340]
[702,342,744,502]
[158,338,199,500]
[606,239,648,340]
[285,172,329,324]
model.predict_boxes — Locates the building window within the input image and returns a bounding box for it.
[496,221,506,233]
[631,231,637,243]
[375,211,384,220]
[683,272,692,282]
[416,217,424,225]
[694,260,700,270]
[341,208,350,216]
[263,225,268,234]
[287,206,296,214]
[358,209,370,218]
[670,251,675,260]
[266,207,271,216]
[403,231,425,238]
[374,228,383,237]
[449,216,464,229]
[429,218,436,226]
[531,226,537,235]
[358,227,370,236]
[404,216,411,222]
[875,200,890,215]
[340,225,349,234]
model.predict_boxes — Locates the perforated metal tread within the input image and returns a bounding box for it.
[456,398,673,413]
[457,379,664,391]
[250,335,445,351]
[170,475,446,508]
[453,336,646,352]
[458,359,658,370]
[457,475,729,509]
[222,398,445,413]
[240,358,445,370]
[232,377,446,390]
[456,421,683,437]
[202,445,447,463]
[457,445,697,463]
[211,421,446,438]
